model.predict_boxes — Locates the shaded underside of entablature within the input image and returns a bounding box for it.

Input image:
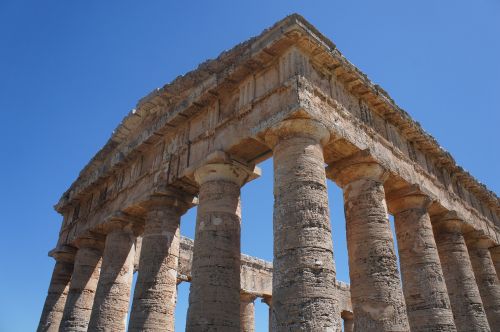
[54,14,499,245]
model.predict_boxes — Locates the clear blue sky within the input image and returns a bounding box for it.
[1,1,498,331]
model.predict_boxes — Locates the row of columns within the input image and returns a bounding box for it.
[39,118,500,331]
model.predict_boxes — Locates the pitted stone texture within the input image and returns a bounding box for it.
[490,246,500,280]
[434,221,490,332]
[393,196,456,332]
[186,164,243,331]
[38,250,75,332]
[129,199,185,332]
[88,227,136,332]
[60,236,104,332]
[269,119,340,331]
[341,163,409,331]
[240,294,256,332]
[468,241,500,329]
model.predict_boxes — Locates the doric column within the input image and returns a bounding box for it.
[389,192,456,331]
[87,220,138,332]
[262,296,272,332]
[186,154,259,331]
[38,246,76,332]
[490,246,500,279]
[265,118,340,331]
[342,312,354,332]
[467,235,500,329]
[240,293,256,332]
[59,234,105,332]
[128,191,194,332]
[328,155,409,331]
[433,217,490,331]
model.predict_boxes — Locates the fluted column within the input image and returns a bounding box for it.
[266,118,340,331]
[240,293,256,332]
[38,246,76,332]
[88,221,137,332]
[390,193,456,331]
[59,234,105,332]
[433,217,490,331]
[129,192,193,332]
[186,155,259,331]
[328,156,409,331]
[467,236,500,329]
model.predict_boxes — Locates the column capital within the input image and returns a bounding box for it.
[465,231,495,249]
[102,212,143,236]
[261,296,272,306]
[141,189,197,215]
[432,212,466,233]
[49,245,77,263]
[193,151,260,187]
[264,118,330,148]
[386,186,432,215]
[74,232,106,251]
[327,150,388,187]
[240,292,257,303]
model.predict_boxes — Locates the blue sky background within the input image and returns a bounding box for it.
[1,1,499,331]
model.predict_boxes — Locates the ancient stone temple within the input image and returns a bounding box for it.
[38,14,500,332]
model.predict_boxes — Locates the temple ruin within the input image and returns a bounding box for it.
[38,14,500,332]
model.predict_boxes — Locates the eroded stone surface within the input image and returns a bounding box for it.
[392,194,456,331]
[434,220,491,332]
[334,161,409,332]
[87,226,136,332]
[268,119,341,331]
[38,248,75,332]
[59,235,104,332]
[240,293,256,332]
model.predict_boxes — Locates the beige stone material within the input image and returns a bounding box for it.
[262,296,272,332]
[129,193,193,332]
[341,311,354,332]
[329,159,409,332]
[467,236,500,329]
[240,293,256,332]
[186,159,258,331]
[390,193,456,331]
[266,118,341,331]
[59,234,105,332]
[433,218,490,331]
[490,246,500,279]
[38,246,76,332]
[88,222,137,332]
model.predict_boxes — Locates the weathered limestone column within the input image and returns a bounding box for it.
[467,235,500,329]
[87,220,137,332]
[38,246,76,332]
[327,155,409,331]
[266,118,340,331]
[59,234,105,332]
[390,192,456,331]
[186,154,259,331]
[128,192,193,332]
[262,296,272,332]
[240,293,256,332]
[342,312,354,332]
[490,246,500,279]
[433,217,490,331]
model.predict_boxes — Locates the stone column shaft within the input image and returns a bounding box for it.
[342,312,354,332]
[434,219,490,332]
[129,194,191,332]
[240,294,256,332]
[392,194,456,331]
[186,159,257,331]
[468,239,500,329]
[59,235,104,332]
[87,223,136,332]
[490,246,500,279]
[330,160,409,331]
[267,119,340,331]
[38,247,75,332]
